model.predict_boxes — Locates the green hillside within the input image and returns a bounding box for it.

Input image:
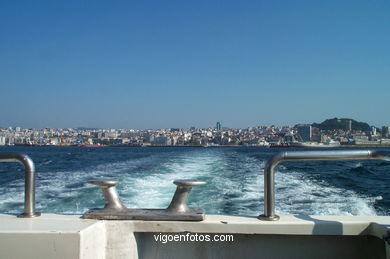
[312,118,370,131]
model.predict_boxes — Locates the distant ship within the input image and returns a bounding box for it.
[270,142,290,148]
[80,144,105,147]
[288,140,341,148]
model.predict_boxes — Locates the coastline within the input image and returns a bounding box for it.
[3,144,390,148]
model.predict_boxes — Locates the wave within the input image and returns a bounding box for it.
[275,170,379,216]
[0,148,385,216]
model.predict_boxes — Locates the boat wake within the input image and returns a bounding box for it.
[0,148,385,216]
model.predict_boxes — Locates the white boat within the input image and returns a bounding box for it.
[0,150,389,259]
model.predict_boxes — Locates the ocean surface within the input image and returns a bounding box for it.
[0,146,389,216]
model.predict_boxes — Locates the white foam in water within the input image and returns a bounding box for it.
[188,153,265,215]
[275,170,379,216]
[120,151,216,209]
[0,149,382,216]
[0,156,155,214]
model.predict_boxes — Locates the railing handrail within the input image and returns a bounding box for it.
[0,153,40,218]
[259,150,390,221]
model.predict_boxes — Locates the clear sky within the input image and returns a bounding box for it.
[0,0,389,129]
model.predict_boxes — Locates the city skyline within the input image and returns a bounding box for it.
[2,120,390,147]
[1,1,389,129]
[0,117,388,131]
[1,114,389,130]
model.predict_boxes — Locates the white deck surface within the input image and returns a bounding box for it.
[0,213,389,259]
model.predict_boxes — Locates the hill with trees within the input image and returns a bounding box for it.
[312,118,370,131]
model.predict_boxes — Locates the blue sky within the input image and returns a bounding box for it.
[0,0,389,129]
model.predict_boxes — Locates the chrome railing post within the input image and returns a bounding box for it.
[0,153,40,218]
[259,150,390,221]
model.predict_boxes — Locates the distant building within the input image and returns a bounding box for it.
[382,126,390,138]
[347,120,352,131]
[216,122,222,131]
[296,124,312,142]
[0,136,5,146]
[371,126,377,136]
[352,134,369,142]
[311,127,321,142]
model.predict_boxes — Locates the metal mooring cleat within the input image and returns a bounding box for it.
[88,180,125,210]
[83,179,206,221]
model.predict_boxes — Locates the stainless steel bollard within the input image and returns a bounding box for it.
[89,179,125,210]
[167,180,206,213]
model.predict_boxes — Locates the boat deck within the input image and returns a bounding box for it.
[0,213,389,259]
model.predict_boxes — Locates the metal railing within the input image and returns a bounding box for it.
[0,153,40,218]
[258,150,390,221]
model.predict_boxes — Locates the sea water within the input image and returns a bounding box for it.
[0,146,389,216]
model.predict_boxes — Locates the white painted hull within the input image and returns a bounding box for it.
[0,213,389,259]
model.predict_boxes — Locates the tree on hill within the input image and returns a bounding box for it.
[312,118,370,131]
